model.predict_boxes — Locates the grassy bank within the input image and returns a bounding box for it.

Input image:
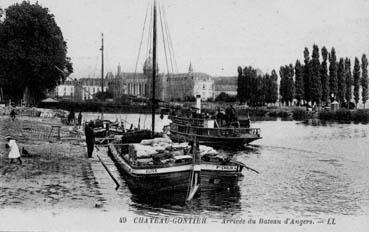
[318,109,369,123]
[236,106,314,120]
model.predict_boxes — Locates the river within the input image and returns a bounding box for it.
[80,113,369,218]
[1,113,368,230]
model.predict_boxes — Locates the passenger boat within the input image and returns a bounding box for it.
[168,113,261,148]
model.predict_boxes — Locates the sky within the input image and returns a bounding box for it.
[1,0,369,78]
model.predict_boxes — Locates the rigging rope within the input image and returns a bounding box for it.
[162,4,178,73]
[134,5,150,78]
[146,5,153,58]
[158,4,171,77]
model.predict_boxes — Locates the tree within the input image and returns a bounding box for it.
[237,66,245,103]
[215,92,236,102]
[279,64,294,106]
[269,70,279,104]
[279,66,286,105]
[329,47,338,100]
[321,46,329,105]
[0,1,72,105]
[361,54,368,108]
[264,72,278,105]
[353,57,360,108]
[294,60,304,105]
[310,45,322,106]
[286,64,295,105]
[303,47,311,103]
[345,58,352,105]
[337,58,346,104]
[94,91,113,101]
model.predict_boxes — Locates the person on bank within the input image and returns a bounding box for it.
[5,136,22,164]
[77,112,82,126]
[10,109,17,121]
[84,121,95,158]
[68,109,75,125]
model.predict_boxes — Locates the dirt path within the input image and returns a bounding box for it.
[0,115,108,210]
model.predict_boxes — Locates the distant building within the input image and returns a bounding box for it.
[77,78,108,100]
[213,76,238,97]
[106,64,127,98]
[124,57,215,101]
[55,80,75,100]
[55,58,216,102]
[165,63,215,101]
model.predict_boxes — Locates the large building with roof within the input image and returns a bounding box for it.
[55,55,217,101]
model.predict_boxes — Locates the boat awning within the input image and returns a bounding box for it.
[41,97,59,103]
[173,155,192,160]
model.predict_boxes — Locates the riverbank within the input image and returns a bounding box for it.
[0,115,106,209]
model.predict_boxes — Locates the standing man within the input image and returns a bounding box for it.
[77,112,82,126]
[68,109,75,125]
[10,109,17,121]
[84,121,95,158]
[5,136,22,164]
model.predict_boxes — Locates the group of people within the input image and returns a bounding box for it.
[67,109,83,126]
[215,105,238,127]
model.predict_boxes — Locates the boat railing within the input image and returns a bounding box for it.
[169,115,205,127]
[170,124,261,137]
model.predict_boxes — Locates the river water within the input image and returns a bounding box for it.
[80,113,369,218]
[1,113,368,230]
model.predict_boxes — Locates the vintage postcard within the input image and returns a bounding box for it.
[0,0,368,231]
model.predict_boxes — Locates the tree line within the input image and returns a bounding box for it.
[237,66,278,106]
[238,45,368,109]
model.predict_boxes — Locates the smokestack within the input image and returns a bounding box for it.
[196,95,201,114]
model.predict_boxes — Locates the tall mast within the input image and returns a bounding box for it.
[151,1,157,137]
[101,33,104,93]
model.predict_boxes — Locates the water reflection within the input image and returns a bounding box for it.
[129,187,242,218]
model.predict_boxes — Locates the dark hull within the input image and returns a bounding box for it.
[200,170,242,191]
[120,130,152,143]
[94,129,152,144]
[108,145,192,195]
[170,130,261,147]
[108,145,244,198]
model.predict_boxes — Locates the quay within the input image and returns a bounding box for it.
[0,114,123,210]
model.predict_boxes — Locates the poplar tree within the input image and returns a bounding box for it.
[294,60,304,106]
[310,45,322,106]
[270,70,278,104]
[361,54,368,108]
[329,47,338,100]
[345,58,352,105]
[337,58,346,104]
[237,66,245,103]
[321,46,329,105]
[279,66,286,105]
[287,64,295,105]
[303,48,311,103]
[353,57,360,108]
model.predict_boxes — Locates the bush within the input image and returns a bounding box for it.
[292,108,308,120]
[319,110,349,121]
[215,92,237,102]
[351,110,369,123]
[268,110,290,118]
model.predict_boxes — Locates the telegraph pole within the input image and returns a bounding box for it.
[101,33,104,93]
